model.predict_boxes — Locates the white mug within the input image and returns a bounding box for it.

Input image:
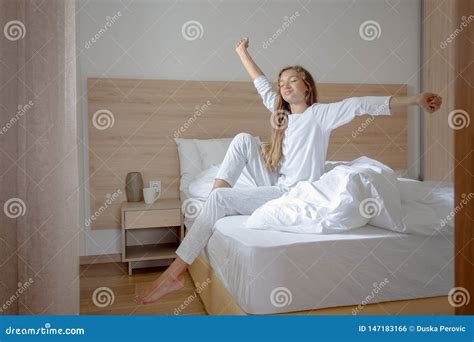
[143,187,157,204]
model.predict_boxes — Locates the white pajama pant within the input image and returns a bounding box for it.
[176,133,285,265]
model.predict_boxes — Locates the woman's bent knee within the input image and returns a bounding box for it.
[232,132,253,145]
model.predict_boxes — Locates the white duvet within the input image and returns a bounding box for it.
[188,157,454,236]
[244,156,454,235]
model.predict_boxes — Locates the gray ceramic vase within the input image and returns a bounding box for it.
[125,172,144,202]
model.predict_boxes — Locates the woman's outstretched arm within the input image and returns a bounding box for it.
[389,92,442,114]
[313,92,442,131]
[235,37,264,80]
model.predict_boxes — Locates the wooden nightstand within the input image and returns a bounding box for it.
[121,198,184,275]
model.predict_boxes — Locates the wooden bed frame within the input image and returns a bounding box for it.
[88,77,452,315]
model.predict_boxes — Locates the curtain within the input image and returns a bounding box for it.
[0,0,80,315]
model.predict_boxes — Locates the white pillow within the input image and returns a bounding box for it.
[174,138,202,191]
[188,165,220,200]
[176,136,262,192]
[195,136,262,170]
[194,138,234,170]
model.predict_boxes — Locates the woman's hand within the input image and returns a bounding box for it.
[416,92,442,113]
[235,37,249,55]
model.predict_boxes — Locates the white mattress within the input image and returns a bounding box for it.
[180,185,454,315]
[206,217,453,314]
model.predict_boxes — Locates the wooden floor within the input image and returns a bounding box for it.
[80,262,207,315]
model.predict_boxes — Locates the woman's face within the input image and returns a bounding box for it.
[278,69,308,104]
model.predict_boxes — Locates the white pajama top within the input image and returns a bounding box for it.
[253,75,393,190]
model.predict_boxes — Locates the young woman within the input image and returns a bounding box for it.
[135,37,442,305]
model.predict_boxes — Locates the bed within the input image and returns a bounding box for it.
[179,153,454,315]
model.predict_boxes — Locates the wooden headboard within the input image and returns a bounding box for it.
[88,78,407,229]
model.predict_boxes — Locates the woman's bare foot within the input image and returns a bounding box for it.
[134,272,185,305]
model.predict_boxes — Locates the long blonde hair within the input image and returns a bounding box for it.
[261,65,318,172]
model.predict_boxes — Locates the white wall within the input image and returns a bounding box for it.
[77,0,422,256]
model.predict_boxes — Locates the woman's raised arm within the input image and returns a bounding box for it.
[236,37,277,112]
[235,37,265,81]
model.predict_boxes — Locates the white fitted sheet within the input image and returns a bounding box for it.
[205,216,453,314]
